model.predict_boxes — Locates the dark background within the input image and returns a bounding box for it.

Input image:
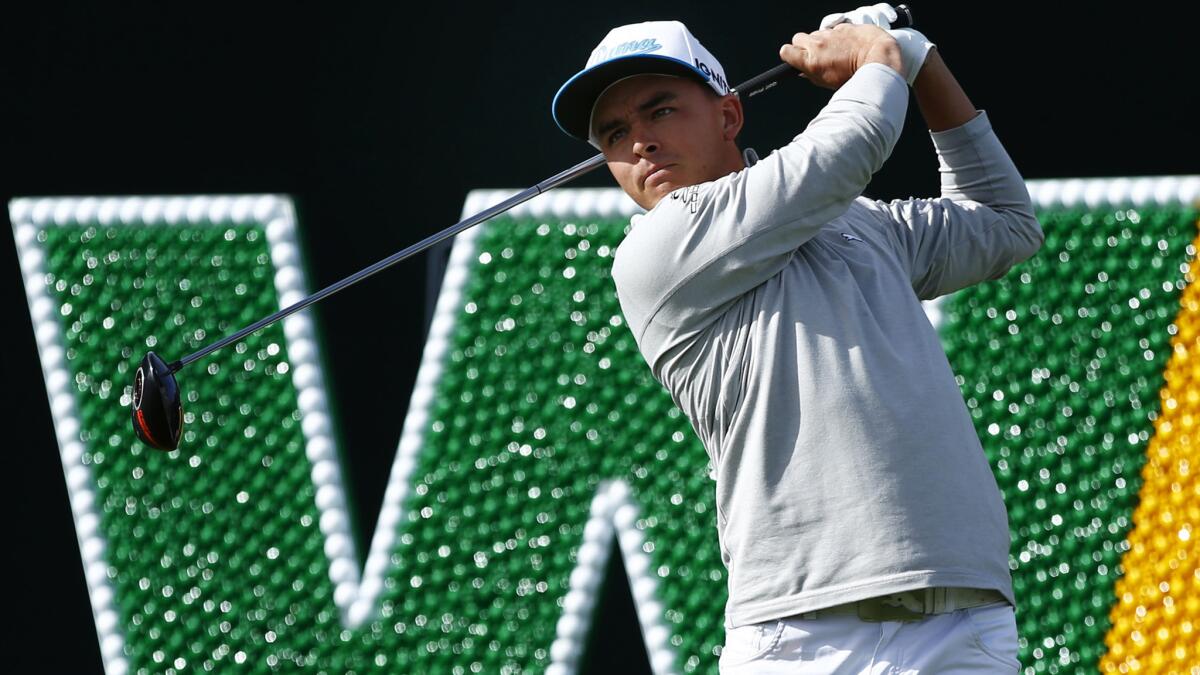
[4,1,1193,672]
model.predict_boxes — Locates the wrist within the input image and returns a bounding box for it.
[860,37,903,79]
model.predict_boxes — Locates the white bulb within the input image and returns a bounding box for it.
[185,196,210,223]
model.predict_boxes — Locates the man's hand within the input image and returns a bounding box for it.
[779,23,903,90]
[818,3,935,85]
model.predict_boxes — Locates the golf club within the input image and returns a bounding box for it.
[131,5,915,450]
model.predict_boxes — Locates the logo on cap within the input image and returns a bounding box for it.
[694,59,728,93]
[592,38,663,65]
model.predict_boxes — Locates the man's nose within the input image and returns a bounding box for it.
[635,140,660,156]
[632,128,660,156]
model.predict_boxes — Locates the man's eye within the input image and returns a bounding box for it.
[607,129,627,146]
[652,107,674,119]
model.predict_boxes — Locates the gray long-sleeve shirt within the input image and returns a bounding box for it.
[610,63,1043,628]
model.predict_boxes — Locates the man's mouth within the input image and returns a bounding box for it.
[643,164,675,188]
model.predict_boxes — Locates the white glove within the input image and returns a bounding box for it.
[820,3,935,86]
[819,2,897,29]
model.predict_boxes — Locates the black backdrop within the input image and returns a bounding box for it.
[5,1,1194,672]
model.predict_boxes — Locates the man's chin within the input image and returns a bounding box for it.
[653,182,678,199]
[629,179,687,210]
[640,184,676,210]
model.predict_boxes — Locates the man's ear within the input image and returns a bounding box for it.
[720,94,744,142]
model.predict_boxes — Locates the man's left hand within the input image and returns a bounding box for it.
[819,2,898,29]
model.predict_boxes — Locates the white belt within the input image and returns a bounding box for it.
[796,588,1008,622]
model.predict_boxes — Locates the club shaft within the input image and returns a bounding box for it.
[175,154,608,370]
[172,4,914,372]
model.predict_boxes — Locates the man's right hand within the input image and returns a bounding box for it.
[779,23,903,90]
[818,3,936,85]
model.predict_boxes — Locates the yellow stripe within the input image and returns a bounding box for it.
[1101,224,1199,674]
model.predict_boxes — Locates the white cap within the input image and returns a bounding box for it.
[552,21,730,142]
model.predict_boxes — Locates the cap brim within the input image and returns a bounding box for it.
[552,54,712,142]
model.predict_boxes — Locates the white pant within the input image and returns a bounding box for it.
[719,602,1020,674]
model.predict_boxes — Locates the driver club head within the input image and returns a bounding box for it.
[131,351,183,451]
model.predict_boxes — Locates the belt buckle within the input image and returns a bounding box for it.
[856,595,926,622]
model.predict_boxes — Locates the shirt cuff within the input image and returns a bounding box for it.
[927,109,1032,209]
[929,110,991,151]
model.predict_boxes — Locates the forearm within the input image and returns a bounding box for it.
[912,49,977,132]
[748,63,908,230]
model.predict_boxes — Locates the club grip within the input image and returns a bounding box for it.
[734,3,914,99]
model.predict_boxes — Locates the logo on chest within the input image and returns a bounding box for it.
[671,185,701,214]
[840,232,864,243]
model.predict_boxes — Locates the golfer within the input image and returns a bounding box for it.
[552,4,1042,673]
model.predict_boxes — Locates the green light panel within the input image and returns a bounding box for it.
[940,203,1197,672]
[11,180,1198,675]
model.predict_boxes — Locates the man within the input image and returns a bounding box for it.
[552,5,1042,672]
